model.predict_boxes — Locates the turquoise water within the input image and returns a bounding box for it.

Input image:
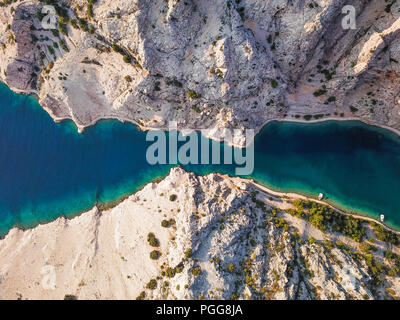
[1,83,400,235]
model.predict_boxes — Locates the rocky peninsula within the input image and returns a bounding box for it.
[0,0,400,145]
[0,167,399,300]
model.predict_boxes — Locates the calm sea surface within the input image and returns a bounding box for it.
[1,83,400,235]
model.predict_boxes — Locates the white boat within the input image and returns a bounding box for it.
[380,214,385,222]
[318,193,324,200]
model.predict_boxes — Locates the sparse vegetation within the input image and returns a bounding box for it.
[147,232,160,247]
[288,200,365,242]
[150,250,161,260]
[190,266,201,277]
[192,105,201,113]
[187,90,200,100]
[161,220,170,228]
[371,222,400,247]
[227,263,235,273]
[136,291,146,300]
[349,105,358,113]
[313,88,327,97]
[184,248,192,259]
[146,279,157,290]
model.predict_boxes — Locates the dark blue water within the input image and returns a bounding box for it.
[1,83,400,235]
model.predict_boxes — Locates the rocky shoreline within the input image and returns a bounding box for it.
[0,167,399,300]
[1,0,400,147]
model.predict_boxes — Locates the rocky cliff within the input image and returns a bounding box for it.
[1,0,400,143]
[0,167,399,300]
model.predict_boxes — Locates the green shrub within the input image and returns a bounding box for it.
[192,105,201,113]
[298,200,366,241]
[136,291,146,300]
[165,267,176,278]
[47,45,55,55]
[326,96,336,103]
[112,43,121,52]
[184,248,192,259]
[150,250,161,260]
[147,232,159,247]
[166,78,182,87]
[146,279,157,290]
[123,54,131,63]
[58,22,68,35]
[87,3,94,18]
[227,263,235,272]
[313,88,327,97]
[349,106,358,113]
[70,19,78,29]
[51,29,59,37]
[59,40,69,52]
[161,220,170,228]
[190,266,201,277]
[372,223,400,246]
[187,90,200,100]
[169,194,177,201]
[78,18,88,32]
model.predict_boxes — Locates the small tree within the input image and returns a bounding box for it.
[136,291,146,300]
[161,220,170,228]
[187,90,200,100]
[184,248,192,259]
[165,267,176,278]
[190,266,201,277]
[150,250,161,260]
[147,232,160,247]
[123,54,131,63]
[146,279,157,290]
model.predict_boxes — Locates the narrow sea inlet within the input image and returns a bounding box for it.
[1,83,400,236]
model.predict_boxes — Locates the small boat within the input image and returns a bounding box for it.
[318,193,324,200]
[380,214,385,222]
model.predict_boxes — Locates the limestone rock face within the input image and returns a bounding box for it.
[1,0,400,142]
[0,167,399,300]
[3,1,37,91]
